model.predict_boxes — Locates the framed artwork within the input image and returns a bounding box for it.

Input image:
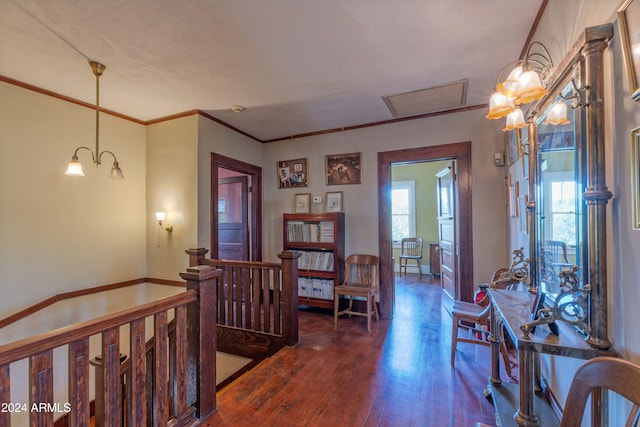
[618,0,640,100]
[294,193,311,213]
[505,174,511,206]
[326,152,362,185]
[506,130,520,166]
[519,194,528,233]
[632,127,640,229]
[522,155,529,180]
[325,191,343,212]
[277,158,308,189]
[510,180,519,218]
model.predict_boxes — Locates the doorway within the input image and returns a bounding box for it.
[378,142,473,318]
[211,153,262,261]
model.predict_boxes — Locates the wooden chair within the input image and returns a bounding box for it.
[544,240,569,264]
[399,237,424,278]
[450,268,520,376]
[334,254,380,332]
[561,356,640,427]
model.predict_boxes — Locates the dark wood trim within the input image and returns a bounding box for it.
[0,75,145,124]
[211,153,263,261]
[377,142,474,318]
[262,105,487,143]
[2,75,487,144]
[519,0,550,60]
[0,278,187,329]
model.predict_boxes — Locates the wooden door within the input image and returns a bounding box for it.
[218,176,249,260]
[437,162,457,308]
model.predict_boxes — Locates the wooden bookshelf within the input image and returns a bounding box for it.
[283,212,345,309]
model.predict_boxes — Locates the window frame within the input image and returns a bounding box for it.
[391,180,416,248]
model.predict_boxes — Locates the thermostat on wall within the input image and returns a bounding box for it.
[312,196,322,204]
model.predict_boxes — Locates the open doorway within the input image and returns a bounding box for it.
[378,142,474,318]
[211,153,263,261]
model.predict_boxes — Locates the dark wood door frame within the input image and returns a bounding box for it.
[378,142,473,318]
[211,153,262,261]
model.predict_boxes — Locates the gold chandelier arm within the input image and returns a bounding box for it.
[97,150,119,164]
[72,146,96,164]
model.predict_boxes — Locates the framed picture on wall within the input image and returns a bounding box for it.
[632,127,640,229]
[294,193,311,213]
[325,191,343,212]
[277,158,308,189]
[618,0,640,100]
[519,194,528,233]
[506,130,520,166]
[326,152,362,185]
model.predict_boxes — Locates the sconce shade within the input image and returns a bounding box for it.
[65,156,85,176]
[514,70,547,105]
[497,66,523,99]
[503,108,526,131]
[155,212,166,221]
[486,91,515,119]
[544,102,570,125]
[109,161,125,180]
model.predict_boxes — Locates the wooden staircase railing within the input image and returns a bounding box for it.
[186,249,300,357]
[0,265,220,427]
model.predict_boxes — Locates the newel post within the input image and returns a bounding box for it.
[185,247,209,267]
[278,251,300,347]
[179,265,220,420]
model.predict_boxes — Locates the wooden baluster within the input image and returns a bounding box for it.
[234,267,242,328]
[174,305,188,420]
[252,267,262,330]
[129,318,147,426]
[262,269,271,333]
[68,339,90,426]
[243,267,251,328]
[30,350,53,427]
[1,364,10,427]
[273,269,281,335]
[154,311,169,425]
[101,327,121,427]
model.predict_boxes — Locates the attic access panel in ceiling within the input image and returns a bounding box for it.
[383,79,469,118]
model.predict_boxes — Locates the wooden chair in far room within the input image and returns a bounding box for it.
[560,357,640,427]
[544,240,569,264]
[334,254,380,332]
[399,237,424,278]
[450,268,520,377]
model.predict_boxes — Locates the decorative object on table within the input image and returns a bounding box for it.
[294,193,311,213]
[632,126,640,229]
[325,191,343,212]
[618,0,640,100]
[325,152,361,185]
[277,158,308,189]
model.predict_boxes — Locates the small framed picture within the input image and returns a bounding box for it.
[618,0,640,100]
[325,191,343,212]
[326,152,362,185]
[294,193,311,213]
[519,194,528,233]
[277,158,308,189]
[632,126,640,229]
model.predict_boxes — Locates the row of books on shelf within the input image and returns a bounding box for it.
[296,250,334,271]
[286,221,335,243]
[298,277,334,300]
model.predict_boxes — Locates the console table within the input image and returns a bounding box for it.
[486,288,618,427]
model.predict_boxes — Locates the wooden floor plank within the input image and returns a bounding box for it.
[201,274,503,427]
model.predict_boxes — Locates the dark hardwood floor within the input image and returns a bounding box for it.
[201,274,499,427]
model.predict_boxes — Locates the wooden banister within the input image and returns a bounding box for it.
[0,268,221,427]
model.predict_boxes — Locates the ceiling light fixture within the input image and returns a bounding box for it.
[65,61,124,179]
[486,41,554,126]
[231,105,245,113]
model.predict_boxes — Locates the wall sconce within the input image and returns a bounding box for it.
[486,41,554,126]
[155,212,173,232]
[64,61,124,179]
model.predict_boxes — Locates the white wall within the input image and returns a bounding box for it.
[263,107,508,285]
[0,81,147,318]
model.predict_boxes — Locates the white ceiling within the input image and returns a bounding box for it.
[0,0,543,142]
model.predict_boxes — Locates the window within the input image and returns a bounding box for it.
[391,180,416,244]
[550,180,576,246]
